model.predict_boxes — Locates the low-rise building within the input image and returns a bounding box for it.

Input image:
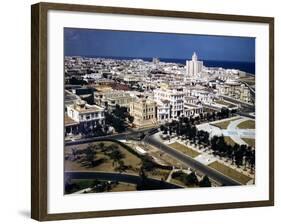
[65,100,105,135]
[95,90,135,111]
[156,99,171,124]
[217,80,252,103]
[129,98,157,127]
[183,103,204,117]
[154,87,184,119]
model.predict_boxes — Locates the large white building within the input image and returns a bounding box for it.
[186,52,204,77]
[154,87,184,119]
[65,100,105,135]
[183,103,204,117]
[156,99,171,124]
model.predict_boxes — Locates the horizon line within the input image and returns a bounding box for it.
[64,55,255,64]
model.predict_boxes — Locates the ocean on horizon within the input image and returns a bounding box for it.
[79,55,256,75]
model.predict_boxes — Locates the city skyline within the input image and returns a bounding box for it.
[64,28,255,63]
[64,27,256,194]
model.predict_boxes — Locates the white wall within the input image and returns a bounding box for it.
[0,0,280,223]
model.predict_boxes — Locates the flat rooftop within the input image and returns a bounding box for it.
[65,116,78,126]
[74,104,104,113]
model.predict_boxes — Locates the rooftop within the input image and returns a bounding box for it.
[74,104,104,113]
[65,116,78,126]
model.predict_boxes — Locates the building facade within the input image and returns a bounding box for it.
[156,100,171,124]
[95,90,135,111]
[129,98,157,127]
[183,103,204,117]
[154,87,184,119]
[217,80,252,103]
[186,52,204,77]
[65,100,105,135]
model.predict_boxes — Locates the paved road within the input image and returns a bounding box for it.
[240,80,255,95]
[144,134,241,186]
[65,128,151,146]
[220,95,254,112]
[65,129,241,186]
[65,171,181,189]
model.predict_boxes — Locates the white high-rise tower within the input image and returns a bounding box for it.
[186,52,203,77]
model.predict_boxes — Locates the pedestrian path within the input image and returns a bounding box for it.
[197,116,255,146]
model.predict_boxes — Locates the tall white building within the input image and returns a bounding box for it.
[186,52,204,77]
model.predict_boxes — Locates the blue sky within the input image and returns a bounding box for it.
[64,28,255,62]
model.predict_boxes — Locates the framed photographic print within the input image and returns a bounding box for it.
[31,2,274,221]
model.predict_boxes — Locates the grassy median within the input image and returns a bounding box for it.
[211,117,241,129]
[237,120,255,129]
[242,138,255,148]
[168,142,200,158]
[208,161,251,185]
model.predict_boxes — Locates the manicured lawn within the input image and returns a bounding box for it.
[211,117,240,129]
[224,136,237,146]
[170,178,186,187]
[237,120,255,129]
[168,142,200,158]
[242,138,255,148]
[208,161,251,185]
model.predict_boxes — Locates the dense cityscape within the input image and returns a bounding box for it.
[64,52,255,194]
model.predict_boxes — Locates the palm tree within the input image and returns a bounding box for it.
[212,111,216,121]
[199,175,211,187]
[248,149,255,173]
[71,148,77,156]
[184,172,199,186]
[234,145,245,168]
[109,149,124,167]
[98,142,105,152]
[115,160,126,173]
[206,112,211,121]
[199,113,204,121]
[84,145,96,165]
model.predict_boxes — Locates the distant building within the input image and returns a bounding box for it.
[95,90,135,111]
[183,103,204,117]
[71,87,94,104]
[189,87,215,104]
[129,98,157,127]
[123,75,139,83]
[152,57,160,64]
[65,90,80,108]
[152,57,160,69]
[217,80,252,103]
[186,52,204,77]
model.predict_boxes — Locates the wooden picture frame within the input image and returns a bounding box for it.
[31,2,274,221]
